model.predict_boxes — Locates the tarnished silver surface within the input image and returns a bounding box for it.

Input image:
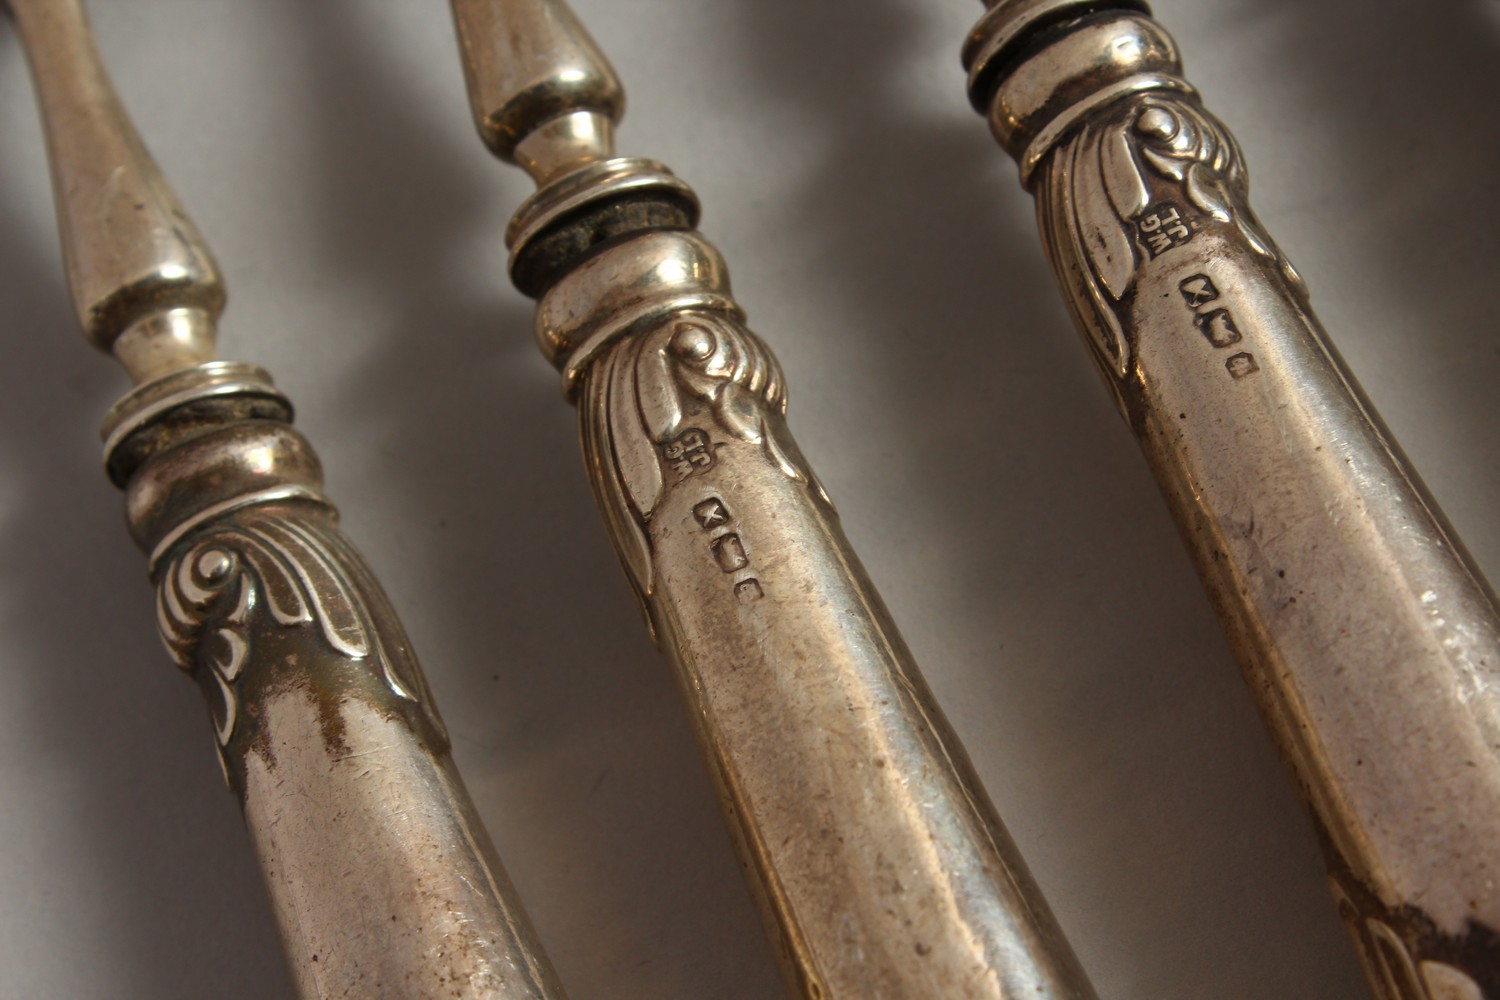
[965,1,1500,995]
[6,3,1499,999]
[450,2,1098,997]
[9,1,565,996]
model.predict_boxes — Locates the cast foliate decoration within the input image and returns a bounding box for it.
[155,508,432,764]
[1041,93,1301,379]
[579,313,820,599]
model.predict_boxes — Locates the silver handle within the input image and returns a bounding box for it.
[450,1,1100,996]
[965,3,1500,995]
[11,1,567,996]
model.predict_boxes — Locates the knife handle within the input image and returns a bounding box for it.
[964,4,1500,995]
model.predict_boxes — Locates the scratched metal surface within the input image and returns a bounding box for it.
[1,2,1496,997]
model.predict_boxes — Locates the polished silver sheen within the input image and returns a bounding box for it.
[12,1,567,996]
[450,1,1101,996]
[964,2,1500,996]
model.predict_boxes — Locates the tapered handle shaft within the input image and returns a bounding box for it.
[13,3,567,996]
[451,0,621,164]
[451,1,1099,995]
[9,0,221,380]
[965,3,1500,995]
[547,232,1096,998]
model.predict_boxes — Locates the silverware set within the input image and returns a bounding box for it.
[3,1,1497,997]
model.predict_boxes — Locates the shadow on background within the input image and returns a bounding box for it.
[2,2,783,996]
[1218,0,1500,495]
[264,2,787,998]
[706,0,1500,997]
[4,1,1496,997]
[0,26,294,1000]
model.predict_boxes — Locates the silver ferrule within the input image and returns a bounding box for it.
[451,1,1099,996]
[965,3,1500,995]
[14,2,566,996]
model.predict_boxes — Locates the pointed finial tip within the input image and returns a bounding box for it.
[13,0,223,376]
[450,0,624,171]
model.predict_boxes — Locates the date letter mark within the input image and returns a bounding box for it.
[1197,309,1242,348]
[1226,352,1260,380]
[693,496,763,601]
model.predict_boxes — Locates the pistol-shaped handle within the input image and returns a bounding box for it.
[966,3,1500,994]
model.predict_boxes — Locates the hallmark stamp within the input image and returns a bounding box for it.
[1197,309,1242,348]
[1226,352,1260,380]
[689,496,764,599]
[1137,205,1192,257]
[693,497,730,530]
[662,428,714,481]
[1179,274,1219,308]
[712,534,749,573]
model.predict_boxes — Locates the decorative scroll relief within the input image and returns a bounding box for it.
[580,312,819,598]
[1041,93,1300,379]
[1331,879,1494,1000]
[155,510,425,758]
[1360,918,1486,1000]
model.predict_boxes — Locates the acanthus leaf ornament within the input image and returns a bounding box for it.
[12,0,571,986]
[581,310,811,600]
[454,0,1110,988]
[966,4,1500,994]
[1045,94,1298,379]
[155,508,429,758]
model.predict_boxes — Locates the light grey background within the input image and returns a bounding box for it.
[2,1,1498,997]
